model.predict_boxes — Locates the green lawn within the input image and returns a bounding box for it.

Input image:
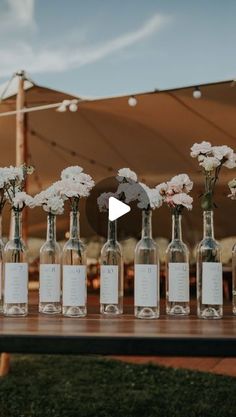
[0,355,235,417]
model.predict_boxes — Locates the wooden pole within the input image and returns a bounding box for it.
[16,70,28,241]
[0,71,29,377]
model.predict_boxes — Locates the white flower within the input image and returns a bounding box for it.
[137,183,162,210]
[12,192,35,210]
[223,152,236,169]
[228,178,236,200]
[61,166,83,181]
[199,156,221,171]
[190,141,212,157]
[44,195,64,215]
[116,168,137,183]
[155,182,168,195]
[167,174,193,193]
[212,145,233,161]
[76,173,95,191]
[97,192,117,212]
[57,179,93,199]
[172,193,193,210]
[34,185,64,215]
[3,166,24,183]
[117,182,141,203]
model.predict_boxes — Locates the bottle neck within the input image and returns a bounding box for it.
[142,209,152,239]
[0,212,2,240]
[46,213,56,241]
[107,220,117,244]
[203,210,214,238]
[69,210,80,239]
[12,210,22,240]
[172,213,182,241]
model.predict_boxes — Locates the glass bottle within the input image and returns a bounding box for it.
[197,210,223,319]
[62,210,87,317]
[100,219,123,316]
[166,212,190,316]
[233,244,236,315]
[39,213,61,314]
[134,209,159,319]
[0,212,4,313]
[4,210,28,316]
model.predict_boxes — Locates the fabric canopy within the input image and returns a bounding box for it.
[0,78,236,244]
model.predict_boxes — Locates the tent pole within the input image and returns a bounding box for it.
[16,70,28,242]
[0,71,29,377]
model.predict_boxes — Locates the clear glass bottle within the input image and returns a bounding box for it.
[232,244,236,315]
[0,212,4,313]
[39,213,61,314]
[62,210,87,317]
[166,212,190,316]
[100,219,123,316]
[4,210,28,316]
[197,210,223,319]
[134,209,159,319]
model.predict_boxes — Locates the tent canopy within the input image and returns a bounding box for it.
[0,77,236,243]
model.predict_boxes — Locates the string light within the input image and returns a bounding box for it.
[193,86,202,99]
[128,96,137,107]
[30,128,113,173]
[57,99,79,112]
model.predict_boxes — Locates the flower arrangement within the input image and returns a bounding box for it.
[97,167,162,212]
[156,173,193,213]
[34,166,95,215]
[228,178,236,200]
[0,164,35,212]
[57,166,95,211]
[190,141,236,210]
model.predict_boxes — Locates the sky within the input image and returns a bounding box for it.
[0,0,236,97]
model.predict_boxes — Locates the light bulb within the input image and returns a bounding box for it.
[193,87,202,99]
[69,103,78,112]
[128,96,137,107]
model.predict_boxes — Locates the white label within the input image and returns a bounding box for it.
[100,265,119,304]
[168,262,189,302]
[40,264,61,302]
[63,265,86,307]
[135,264,158,307]
[4,263,28,304]
[202,262,223,305]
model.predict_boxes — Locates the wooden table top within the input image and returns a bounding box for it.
[0,295,236,356]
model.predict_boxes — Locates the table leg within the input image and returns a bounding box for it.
[0,353,10,376]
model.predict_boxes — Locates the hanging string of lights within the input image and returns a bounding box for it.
[29,128,114,173]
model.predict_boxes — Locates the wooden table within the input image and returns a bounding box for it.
[0,296,236,357]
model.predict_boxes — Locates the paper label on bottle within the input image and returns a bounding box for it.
[4,263,28,304]
[168,262,189,302]
[202,262,223,305]
[40,264,61,302]
[135,264,158,307]
[63,265,86,307]
[100,265,119,304]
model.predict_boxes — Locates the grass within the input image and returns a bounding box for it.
[0,355,235,417]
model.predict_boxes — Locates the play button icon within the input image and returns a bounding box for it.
[108,197,131,221]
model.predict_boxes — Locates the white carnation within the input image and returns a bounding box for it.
[199,156,221,171]
[137,183,162,210]
[116,168,137,183]
[167,173,193,194]
[97,192,117,212]
[190,141,212,157]
[117,182,140,203]
[43,195,64,215]
[212,145,233,161]
[12,191,35,210]
[172,193,193,210]
[61,166,83,181]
